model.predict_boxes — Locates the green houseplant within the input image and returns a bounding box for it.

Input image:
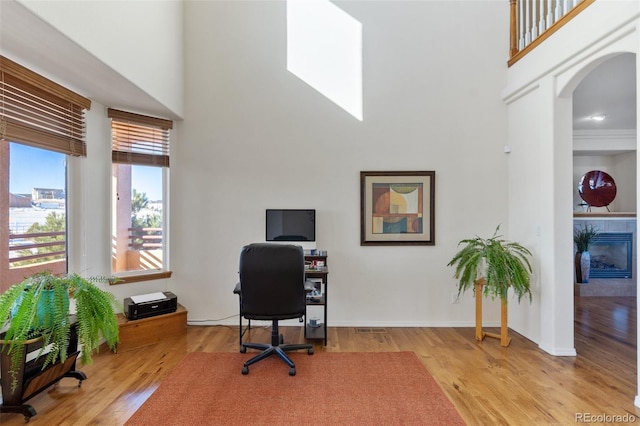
[448,226,533,302]
[0,271,120,391]
[447,226,533,346]
[574,224,599,283]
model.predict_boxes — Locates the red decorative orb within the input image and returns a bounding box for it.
[578,170,617,207]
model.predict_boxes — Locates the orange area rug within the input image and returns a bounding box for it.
[125,351,464,425]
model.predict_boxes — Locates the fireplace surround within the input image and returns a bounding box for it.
[589,233,632,278]
[574,216,636,297]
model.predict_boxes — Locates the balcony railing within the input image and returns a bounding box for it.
[5,232,66,289]
[9,228,164,264]
[128,227,163,250]
[509,0,595,66]
[9,231,65,265]
[110,227,164,275]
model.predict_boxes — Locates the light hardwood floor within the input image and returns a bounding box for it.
[0,296,637,425]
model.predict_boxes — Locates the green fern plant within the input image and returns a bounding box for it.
[447,226,533,303]
[0,271,120,391]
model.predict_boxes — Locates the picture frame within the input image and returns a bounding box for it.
[306,278,323,302]
[360,171,435,245]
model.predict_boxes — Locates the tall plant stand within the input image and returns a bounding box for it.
[474,279,511,347]
[0,323,86,422]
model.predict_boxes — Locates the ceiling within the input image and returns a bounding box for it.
[0,0,180,120]
[573,53,637,131]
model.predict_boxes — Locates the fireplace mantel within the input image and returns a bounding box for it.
[574,212,636,218]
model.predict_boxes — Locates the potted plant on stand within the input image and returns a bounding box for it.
[0,271,120,401]
[447,226,532,347]
[574,224,599,284]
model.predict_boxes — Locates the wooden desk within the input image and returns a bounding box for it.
[117,304,187,352]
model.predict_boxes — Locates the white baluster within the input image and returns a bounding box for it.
[555,0,563,21]
[539,0,546,34]
[519,0,525,50]
[524,0,531,46]
[531,0,538,40]
[546,0,554,28]
[516,0,584,45]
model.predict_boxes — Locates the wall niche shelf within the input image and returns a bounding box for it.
[574,212,636,218]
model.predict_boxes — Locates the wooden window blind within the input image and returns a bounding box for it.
[108,108,172,167]
[0,56,91,156]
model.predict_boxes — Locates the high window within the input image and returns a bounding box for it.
[109,109,172,282]
[0,56,90,291]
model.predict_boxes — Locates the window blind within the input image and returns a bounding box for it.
[108,108,172,167]
[0,56,91,156]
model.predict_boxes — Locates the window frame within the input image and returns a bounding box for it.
[109,109,172,283]
[1,56,89,291]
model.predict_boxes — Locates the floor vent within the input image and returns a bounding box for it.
[356,328,388,334]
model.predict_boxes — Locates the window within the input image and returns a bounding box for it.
[0,56,89,291]
[7,143,67,273]
[109,109,172,282]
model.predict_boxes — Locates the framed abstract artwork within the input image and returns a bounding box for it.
[360,171,435,245]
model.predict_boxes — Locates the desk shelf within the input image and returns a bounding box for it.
[305,253,328,345]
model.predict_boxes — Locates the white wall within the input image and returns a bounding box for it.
[173,0,511,326]
[613,152,637,212]
[503,0,640,356]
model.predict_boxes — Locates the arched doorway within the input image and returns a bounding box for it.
[570,51,637,397]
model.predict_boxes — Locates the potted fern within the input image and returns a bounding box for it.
[0,271,120,391]
[447,226,532,346]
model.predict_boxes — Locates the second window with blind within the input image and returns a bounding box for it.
[109,108,172,281]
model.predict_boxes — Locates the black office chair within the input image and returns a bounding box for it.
[234,243,313,376]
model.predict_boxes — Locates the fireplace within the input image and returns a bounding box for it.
[589,233,633,278]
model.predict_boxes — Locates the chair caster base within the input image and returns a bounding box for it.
[308,348,314,355]
[289,368,296,376]
[242,366,249,375]
[240,347,246,353]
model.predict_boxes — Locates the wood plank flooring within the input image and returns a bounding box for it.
[0,296,637,425]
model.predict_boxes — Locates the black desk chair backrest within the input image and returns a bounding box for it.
[239,243,306,320]
[236,243,313,376]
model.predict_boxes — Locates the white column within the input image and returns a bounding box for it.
[536,76,576,357]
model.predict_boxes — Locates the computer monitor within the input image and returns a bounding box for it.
[265,209,316,243]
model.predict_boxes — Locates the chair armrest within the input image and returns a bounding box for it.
[233,282,241,295]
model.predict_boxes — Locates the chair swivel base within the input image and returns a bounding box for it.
[241,338,313,376]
